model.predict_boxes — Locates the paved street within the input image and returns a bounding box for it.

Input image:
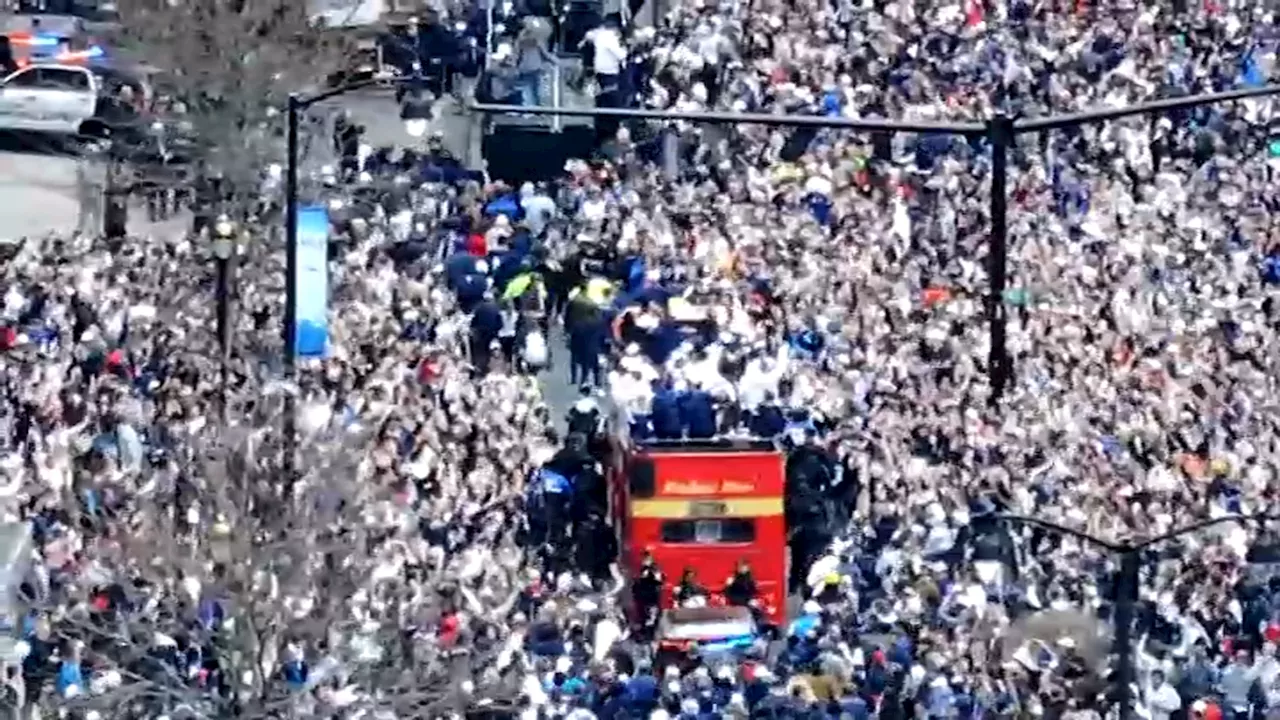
[0,145,79,241]
[314,89,482,167]
[539,325,581,431]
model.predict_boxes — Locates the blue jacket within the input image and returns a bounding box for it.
[282,659,308,687]
[888,635,914,666]
[788,329,825,361]
[644,323,683,366]
[570,317,608,357]
[750,404,787,437]
[743,679,771,709]
[679,390,716,438]
[445,253,479,290]
[625,675,660,715]
[471,301,503,342]
[864,664,891,696]
[651,388,683,439]
[56,660,84,695]
[455,274,488,312]
[1263,253,1280,285]
[624,255,647,293]
[484,194,521,220]
[491,254,526,291]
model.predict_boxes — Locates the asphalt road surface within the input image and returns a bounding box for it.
[0,148,80,241]
[312,88,482,167]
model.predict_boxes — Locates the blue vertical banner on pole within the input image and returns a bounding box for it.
[294,206,329,357]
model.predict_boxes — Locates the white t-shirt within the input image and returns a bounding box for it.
[498,310,519,338]
[522,331,548,367]
[585,27,626,75]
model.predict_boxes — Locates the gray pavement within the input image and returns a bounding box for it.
[0,147,195,243]
[0,150,79,240]
[322,88,484,168]
[538,325,580,432]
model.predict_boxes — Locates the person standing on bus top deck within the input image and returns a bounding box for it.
[678,382,717,439]
[675,568,709,607]
[723,560,758,609]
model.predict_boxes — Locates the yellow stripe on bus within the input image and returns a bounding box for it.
[629,497,784,519]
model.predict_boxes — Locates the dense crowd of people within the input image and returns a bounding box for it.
[1,0,1279,717]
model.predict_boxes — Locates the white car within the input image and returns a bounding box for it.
[0,63,100,135]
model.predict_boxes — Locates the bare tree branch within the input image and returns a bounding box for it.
[113,0,357,213]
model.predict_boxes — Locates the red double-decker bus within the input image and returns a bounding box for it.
[609,437,788,626]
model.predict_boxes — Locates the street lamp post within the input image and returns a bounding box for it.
[283,93,301,490]
[998,513,1280,719]
[987,114,1014,401]
[213,216,238,419]
[1113,549,1141,719]
[283,76,428,488]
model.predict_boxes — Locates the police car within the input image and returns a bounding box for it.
[656,606,761,666]
[0,60,100,134]
[0,40,149,139]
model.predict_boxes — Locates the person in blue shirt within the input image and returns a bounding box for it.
[888,634,914,667]
[625,668,660,716]
[623,255,647,293]
[748,394,787,438]
[923,675,955,718]
[1262,246,1280,285]
[568,309,608,387]
[787,327,825,361]
[650,380,683,439]
[861,654,891,697]
[469,295,503,374]
[56,656,84,697]
[492,254,527,292]
[784,633,821,672]
[597,681,628,718]
[455,271,489,313]
[743,672,772,709]
[643,320,683,366]
[679,384,717,439]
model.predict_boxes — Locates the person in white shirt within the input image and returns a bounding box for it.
[518,182,556,237]
[582,18,626,94]
[521,329,548,371]
[737,343,792,412]
[1143,670,1182,720]
[497,303,520,365]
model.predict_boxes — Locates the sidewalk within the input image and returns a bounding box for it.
[124,204,193,243]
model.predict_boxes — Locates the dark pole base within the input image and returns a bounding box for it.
[104,191,128,240]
